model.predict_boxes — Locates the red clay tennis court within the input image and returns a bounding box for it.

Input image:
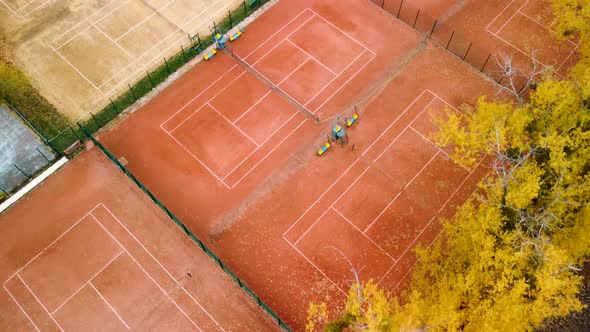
[1,0,577,330]
[0,150,280,331]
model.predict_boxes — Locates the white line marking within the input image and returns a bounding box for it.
[377,157,485,286]
[485,0,518,31]
[332,207,397,262]
[495,0,528,35]
[285,39,336,75]
[3,284,40,332]
[207,103,259,147]
[364,151,440,234]
[283,236,347,295]
[232,90,272,124]
[49,44,106,95]
[308,9,375,55]
[17,275,65,332]
[89,281,130,329]
[3,204,100,284]
[284,90,434,238]
[93,24,134,59]
[90,214,203,332]
[51,251,125,314]
[0,0,23,17]
[97,204,226,331]
[277,57,312,85]
[409,126,471,173]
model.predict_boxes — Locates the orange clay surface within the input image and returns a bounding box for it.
[0,150,279,331]
[2,0,578,330]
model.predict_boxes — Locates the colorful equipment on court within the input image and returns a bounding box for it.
[229,29,243,41]
[203,48,217,61]
[332,124,346,140]
[214,30,226,50]
[345,111,359,127]
[317,140,331,156]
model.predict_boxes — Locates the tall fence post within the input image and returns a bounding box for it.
[229,10,233,28]
[146,70,155,88]
[90,112,100,128]
[397,0,403,17]
[197,33,202,50]
[381,0,385,8]
[446,31,455,49]
[128,84,137,101]
[429,19,437,37]
[69,126,81,140]
[36,147,51,162]
[463,42,472,60]
[109,97,118,112]
[412,9,420,28]
[243,0,247,16]
[14,164,30,179]
[6,102,63,157]
[164,57,171,74]
[480,53,492,72]
[181,45,187,63]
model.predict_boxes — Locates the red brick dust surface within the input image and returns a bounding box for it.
[0,150,280,332]
[94,0,521,329]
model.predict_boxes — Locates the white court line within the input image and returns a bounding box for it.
[51,251,125,314]
[54,0,131,48]
[310,53,375,114]
[308,9,376,56]
[304,49,367,107]
[161,64,239,128]
[485,0,518,31]
[293,166,373,246]
[409,126,471,173]
[494,0,528,35]
[3,284,40,332]
[51,0,123,45]
[17,275,65,332]
[332,207,397,262]
[377,157,485,287]
[97,204,226,331]
[114,0,177,42]
[487,31,549,68]
[516,9,578,47]
[0,0,22,18]
[49,44,106,95]
[89,282,130,329]
[167,69,247,132]
[285,39,337,75]
[557,40,582,71]
[233,90,272,124]
[2,204,100,284]
[363,151,440,234]
[283,236,347,295]
[93,24,134,60]
[207,103,260,147]
[90,214,203,332]
[277,57,312,85]
[284,90,435,238]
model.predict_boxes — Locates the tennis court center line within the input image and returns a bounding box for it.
[17,274,65,331]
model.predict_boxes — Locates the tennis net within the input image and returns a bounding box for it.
[228,48,319,123]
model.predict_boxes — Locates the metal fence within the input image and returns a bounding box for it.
[0,104,60,199]
[371,0,534,96]
[45,0,274,155]
[78,123,291,331]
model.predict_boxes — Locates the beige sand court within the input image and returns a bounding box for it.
[0,0,245,120]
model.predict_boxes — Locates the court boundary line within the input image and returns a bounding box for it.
[285,39,337,75]
[283,89,435,238]
[90,212,203,332]
[97,203,226,331]
[2,203,232,332]
[88,281,130,329]
[378,156,485,287]
[284,90,479,295]
[485,0,578,71]
[161,8,374,189]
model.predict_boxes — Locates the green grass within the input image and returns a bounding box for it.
[48,0,270,154]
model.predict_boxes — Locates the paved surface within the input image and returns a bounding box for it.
[0,105,55,193]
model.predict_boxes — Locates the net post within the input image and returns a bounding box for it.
[412,9,420,28]
[445,31,455,49]
[429,19,437,37]
[463,42,472,60]
[128,84,137,101]
[396,0,403,17]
